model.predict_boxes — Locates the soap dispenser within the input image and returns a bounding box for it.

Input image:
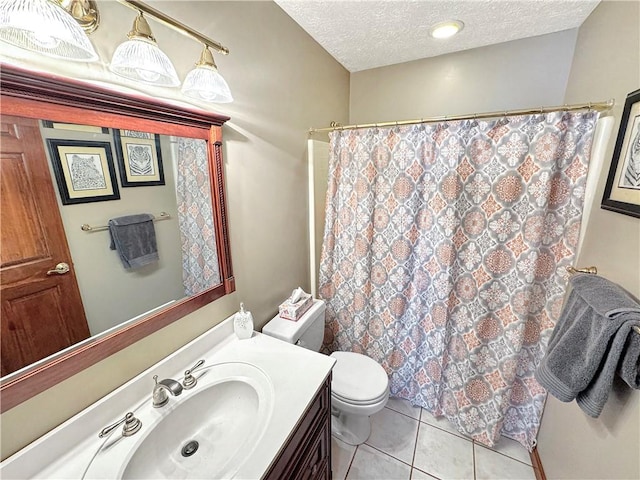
[234,302,254,340]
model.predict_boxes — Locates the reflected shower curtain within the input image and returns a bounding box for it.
[318,112,598,449]
[176,137,220,296]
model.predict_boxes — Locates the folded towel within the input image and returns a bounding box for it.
[535,273,640,417]
[108,214,159,270]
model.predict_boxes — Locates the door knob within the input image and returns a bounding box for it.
[46,262,70,275]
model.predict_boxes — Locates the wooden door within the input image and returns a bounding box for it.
[1,115,90,377]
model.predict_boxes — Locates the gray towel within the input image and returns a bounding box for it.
[535,273,640,417]
[617,332,640,389]
[108,214,159,270]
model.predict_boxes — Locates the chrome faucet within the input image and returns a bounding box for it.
[152,375,183,408]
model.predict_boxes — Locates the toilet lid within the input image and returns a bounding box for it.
[330,352,389,403]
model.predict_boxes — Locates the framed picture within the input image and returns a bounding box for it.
[602,89,640,218]
[113,129,165,187]
[46,139,120,205]
[41,120,110,134]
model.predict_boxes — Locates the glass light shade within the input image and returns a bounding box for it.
[181,65,233,103]
[110,37,180,87]
[0,0,98,61]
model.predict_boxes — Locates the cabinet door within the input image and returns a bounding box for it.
[297,418,329,480]
[264,375,331,480]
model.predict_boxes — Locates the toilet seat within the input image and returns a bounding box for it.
[330,352,389,403]
[332,387,389,406]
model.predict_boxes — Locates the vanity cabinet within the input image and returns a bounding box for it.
[264,374,331,480]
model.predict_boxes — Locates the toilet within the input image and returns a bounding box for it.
[263,299,389,445]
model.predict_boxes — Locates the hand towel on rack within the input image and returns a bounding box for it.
[108,214,159,270]
[535,273,640,417]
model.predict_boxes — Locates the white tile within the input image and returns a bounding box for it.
[413,423,474,480]
[332,436,357,480]
[475,444,536,480]
[347,444,411,480]
[411,468,439,479]
[420,409,470,439]
[366,407,419,464]
[482,436,532,465]
[386,397,422,419]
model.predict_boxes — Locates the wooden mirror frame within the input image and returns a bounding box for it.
[0,65,234,412]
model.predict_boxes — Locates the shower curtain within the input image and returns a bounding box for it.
[175,137,220,296]
[318,111,598,450]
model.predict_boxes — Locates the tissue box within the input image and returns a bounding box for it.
[279,294,313,321]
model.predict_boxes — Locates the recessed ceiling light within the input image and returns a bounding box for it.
[430,20,464,39]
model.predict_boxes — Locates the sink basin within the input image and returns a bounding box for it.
[84,362,273,479]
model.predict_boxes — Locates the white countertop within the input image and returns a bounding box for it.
[0,316,335,479]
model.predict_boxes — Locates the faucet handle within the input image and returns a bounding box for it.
[98,412,142,438]
[183,359,205,389]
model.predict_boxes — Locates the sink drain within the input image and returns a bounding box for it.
[181,440,199,457]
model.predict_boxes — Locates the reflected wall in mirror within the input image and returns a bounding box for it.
[0,65,234,411]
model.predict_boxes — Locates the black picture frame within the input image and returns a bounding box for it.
[601,89,640,218]
[41,120,110,134]
[113,129,165,187]
[46,139,120,205]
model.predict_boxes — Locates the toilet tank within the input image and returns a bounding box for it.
[262,299,326,351]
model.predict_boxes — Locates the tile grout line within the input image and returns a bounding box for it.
[385,405,422,422]
[410,415,421,476]
[363,442,415,470]
[472,441,477,480]
[474,442,534,468]
[343,444,358,480]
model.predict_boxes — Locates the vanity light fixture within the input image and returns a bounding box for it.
[181,45,233,104]
[429,20,464,39]
[0,0,99,61]
[0,0,233,101]
[109,11,180,87]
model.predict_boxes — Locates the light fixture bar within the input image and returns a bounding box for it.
[117,0,229,55]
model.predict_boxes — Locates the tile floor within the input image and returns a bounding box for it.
[331,398,537,480]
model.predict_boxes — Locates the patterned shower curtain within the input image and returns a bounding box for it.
[176,137,220,296]
[318,111,598,450]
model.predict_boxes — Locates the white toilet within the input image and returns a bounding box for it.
[263,299,389,445]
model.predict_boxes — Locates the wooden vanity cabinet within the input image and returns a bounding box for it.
[264,374,331,480]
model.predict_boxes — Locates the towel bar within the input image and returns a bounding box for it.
[567,266,640,335]
[80,212,171,232]
[566,266,598,275]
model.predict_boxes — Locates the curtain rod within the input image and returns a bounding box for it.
[308,99,614,135]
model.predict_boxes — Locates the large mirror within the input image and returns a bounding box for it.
[0,65,234,411]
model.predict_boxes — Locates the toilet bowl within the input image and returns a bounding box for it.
[262,300,390,445]
[329,351,389,445]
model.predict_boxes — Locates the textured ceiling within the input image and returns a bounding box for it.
[275,0,600,72]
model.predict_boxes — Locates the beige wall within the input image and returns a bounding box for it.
[350,29,578,123]
[40,127,185,336]
[537,2,640,479]
[0,1,349,459]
